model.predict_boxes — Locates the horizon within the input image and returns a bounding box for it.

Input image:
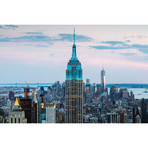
[0,25,148,83]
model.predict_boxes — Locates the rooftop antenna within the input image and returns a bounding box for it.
[73,28,75,44]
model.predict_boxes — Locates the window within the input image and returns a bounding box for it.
[18,118,20,123]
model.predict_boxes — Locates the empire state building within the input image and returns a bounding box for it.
[65,29,83,123]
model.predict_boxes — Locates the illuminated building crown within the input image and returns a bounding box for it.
[66,29,83,81]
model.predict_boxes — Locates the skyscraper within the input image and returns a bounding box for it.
[141,98,147,123]
[20,98,32,123]
[46,104,56,123]
[9,98,27,123]
[32,91,38,123]
[65,29,83,123]
[101,69,105,91]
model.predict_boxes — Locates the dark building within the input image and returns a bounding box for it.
[32,92,38,123]
[96,84,101,95]
[110,84,118,101]
[65,29,83,123]
[133,105,139,123]
[141,98,147,123]
[38,94,46,123]
[24,87,30,99]
[9,91,14,99]
[0,106,5,123]
[20,98,32,123]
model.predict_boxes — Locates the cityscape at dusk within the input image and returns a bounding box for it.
[0,25,148,123]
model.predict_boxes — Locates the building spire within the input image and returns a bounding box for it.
[71,28,78,61]
[13,97,20,109]
[14,98,19,106]
[74,28,75,44]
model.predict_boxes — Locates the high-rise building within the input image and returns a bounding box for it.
[20,98,32,123]
[96,84,101,95]
[38,94,46,123]
[65,29,83,123]
[0,105,5,123]
[9,98,27,123]
[24,87,30,99]
[101,69,105,91]
[9,91,14,99]
[110,84,118,101]
[32,92,38,123]
[46,104,56,123]
[107,112,120,123]
[119,88,129,99]
[141,98,147,123]
[86,79,90,85]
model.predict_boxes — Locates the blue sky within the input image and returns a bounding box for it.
[0,25,148,83]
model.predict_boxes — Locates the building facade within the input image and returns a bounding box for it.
[9,98,27,123]
[46,104,56,123]
[65,29,83,123]
[101,69,105,92]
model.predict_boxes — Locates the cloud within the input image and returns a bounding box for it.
[25,32,42,35]
[36,44,49,48]
[101,41,126,45]
[0,25,18,30]
[57,34,93,42]
[0,26,4,29]
[0,33,93,43]
[123,35,147,39]
[50,53,55,56]
[0,35,53,42]
[91,40,148,55]
[120,53,137,56]
[91,45,129,50]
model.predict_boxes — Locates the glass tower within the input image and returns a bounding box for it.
[101,69,105,91]
[65,29,83,123]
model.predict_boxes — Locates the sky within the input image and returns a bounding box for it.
[0,25,148,84]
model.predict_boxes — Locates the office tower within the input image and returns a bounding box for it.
[65,29,83,123]
[0,105,5,123]
[86,79,90,85]
[56,81,61,96]
[110,84,118,101]
[96,84,101,95]
[40,87,45,95]
[119,88,129,99]
[101,69,105,91]
[141,98,147,123]
[24,87,30,99]
[9,91,14,99]
[86,83,91,94]
[132,104,141,123]
[61,82,65,100]
[32,92,38,123]
[47,86,52,94]
[9,98,27,123]
[46,104,56,123]
[38,94,46,123]
[107,112,120,123]
[20,98,32,123]
[92,83,96,94]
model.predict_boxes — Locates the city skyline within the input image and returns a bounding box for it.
[0,25,148,83]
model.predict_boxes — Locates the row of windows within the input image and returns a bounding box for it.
[11,118,21,123]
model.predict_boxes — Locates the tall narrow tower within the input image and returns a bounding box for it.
[65,29,83,123]
[101,68,105,91]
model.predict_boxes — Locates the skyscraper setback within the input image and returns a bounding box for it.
[65,29,83,123]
